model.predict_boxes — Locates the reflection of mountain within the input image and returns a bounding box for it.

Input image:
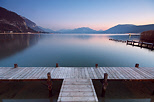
[0,34,42,60]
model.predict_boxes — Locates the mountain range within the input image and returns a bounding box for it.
[0,6,154,34]
[0,7,36,33]
[102,24,154,34]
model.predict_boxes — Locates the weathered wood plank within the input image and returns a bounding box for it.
[0,67,154,81]
[58,79,98,102]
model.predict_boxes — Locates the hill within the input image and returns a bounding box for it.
[103,24,154,34]
[22,17,44,32]
[0,7,36,33]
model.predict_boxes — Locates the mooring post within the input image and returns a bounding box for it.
[135,63,139,68]
[47,72,52,97]
[14,64,18,68]
[102,73,108,97]
[141,42,143,48]
[95,64,98,68]
[56,63,59,67]
[151,44,154,50]
[126,40,128,45]
[132,41,134,46]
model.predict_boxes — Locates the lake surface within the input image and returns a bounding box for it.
[0,34,154,102]
[0,34,154,67]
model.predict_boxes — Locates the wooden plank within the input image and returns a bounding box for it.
[0,67,154,81]
[112,67,126,79]
[59,91,94,97]
[58,79,98,102]
[59,97,97,102]
[85,67,90,79]
[91,67,98,79]
[87,67,94,79]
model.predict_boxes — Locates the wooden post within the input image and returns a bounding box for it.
[47,72,52,97]
[56,63,59,67]
[14,64,18,68]
[135,63,139,68]
[95,64,98,68]
[141,42,143,48]
[102,73,108,97]
[151,44,154,50]
[132,41,134,46]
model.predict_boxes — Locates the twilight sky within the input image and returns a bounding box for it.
[0,0,154,31]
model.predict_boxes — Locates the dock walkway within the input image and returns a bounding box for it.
[0,67,153,81]
[0,66,154,101]
[58,79,98,102]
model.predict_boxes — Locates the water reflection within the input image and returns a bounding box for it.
[0,34,154,67]
[0,34,43,60]
[2,99,50,102]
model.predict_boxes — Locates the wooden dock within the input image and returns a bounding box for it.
[109,39,154,50]
[58,79,98,102]
[0,66,154,101]
[126,40,154,50]
[0,67,154,81]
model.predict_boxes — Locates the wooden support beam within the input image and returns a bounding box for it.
[135,63,139,68]
[14,64,18,68]
[47,72,52,97]
[132,41,134,46]
[56,63,59,67]
[141,42,143,48]
[102,73,108,97]
[151,44,154,50]
[126,40,128,45]
[95,64,98,68]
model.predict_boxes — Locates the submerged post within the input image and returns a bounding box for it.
[56,63,59,67]
[135,63,139,68]
[95,64,98,68]
[47,72,52,97]
[14,64,18,68]
[102,73,108,97]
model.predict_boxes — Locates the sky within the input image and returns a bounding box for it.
[0,0,154,31]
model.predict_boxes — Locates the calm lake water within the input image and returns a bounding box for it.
[0,34,154,102]
[0,34,154,67]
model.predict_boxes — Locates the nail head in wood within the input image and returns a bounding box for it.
[56,63,59,67]
[14,64,18,68]
[135,63,139,68]
[95,64,98,68]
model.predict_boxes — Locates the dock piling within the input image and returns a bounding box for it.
[47,72,52,97]
[56,63,59,67]
[152,44,154,50]
[14,64,18,68]
[135,63,139,68]
[95,64,98,68]
[102,73,108,97]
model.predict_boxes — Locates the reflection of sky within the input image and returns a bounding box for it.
[1,0,154,30]
[0,34,154,67]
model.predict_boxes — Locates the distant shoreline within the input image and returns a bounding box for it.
[0,33,54,34]
[0,33,141,35]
